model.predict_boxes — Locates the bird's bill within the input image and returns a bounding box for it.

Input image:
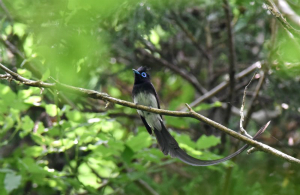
[132,69,140,75]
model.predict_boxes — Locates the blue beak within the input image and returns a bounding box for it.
[132,69,140,75]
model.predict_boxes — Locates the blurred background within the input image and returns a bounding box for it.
[0,0,300,194]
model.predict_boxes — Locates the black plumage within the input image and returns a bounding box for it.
[132,66,264,166]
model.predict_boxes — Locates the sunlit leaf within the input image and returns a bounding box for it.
[78,163,100,188]
[45,104,58,117]
[20,116,34,138]
[13,23,27,37]
[41,68,51,81]
[17,69,32,78]
[194,101,222,112]
[24,146,44,157]
[4,172,22,193]
[66,110,83,122]
[108,87,121,97]
[126,132,152,152]
[150,29,160,46]
[24,96,42,105]
[196,135,221,149]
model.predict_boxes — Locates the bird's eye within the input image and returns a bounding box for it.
[141,72,147,78]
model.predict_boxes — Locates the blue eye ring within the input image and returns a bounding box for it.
[141,72,147,78]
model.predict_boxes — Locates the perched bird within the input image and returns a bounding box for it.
[132,66,265,166]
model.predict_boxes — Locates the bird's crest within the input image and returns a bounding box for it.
[137,66,150,73]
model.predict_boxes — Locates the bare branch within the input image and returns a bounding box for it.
[240,73,256,138]
[243,71,266,128]
[264,0,300,36]
[134,179,159,195]
[222,0,237,125]
[182,61,261,111]
[0,0,13,22]
[171,11,210,60]
[1,63,300,164]
[138,49,208,94]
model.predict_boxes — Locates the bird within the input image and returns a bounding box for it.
[132,66,265,166]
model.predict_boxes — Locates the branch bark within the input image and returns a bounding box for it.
[265,0,300,36]
[1,63,300,165]
[222,0,237,126]
[182,61,261,111]
[138,49,208,94]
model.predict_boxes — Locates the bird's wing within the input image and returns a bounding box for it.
[140,115,152,135]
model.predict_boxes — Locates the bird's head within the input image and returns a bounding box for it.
[133,66,151,84]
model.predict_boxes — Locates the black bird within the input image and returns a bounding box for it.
[132,66,265,166]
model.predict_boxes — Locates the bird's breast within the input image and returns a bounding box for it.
[133,92,158,108]
[133,92,162,130]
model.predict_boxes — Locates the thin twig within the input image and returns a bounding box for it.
[0,0,13,22]
[239,73,256,138]
[134,179,159,195]
[243,71,266,128]
[138,49,208,94]
[264,0,300,36]
[182,61,261,111]
[0,63,300,164]
[171,11,210,60]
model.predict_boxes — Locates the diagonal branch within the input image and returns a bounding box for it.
[0,63,300,164]
[264,0,300,36]
[171,11,210,60]
[182,61,261,111]
[138,49,208,94]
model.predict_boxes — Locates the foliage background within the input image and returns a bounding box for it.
[0,0,300,194]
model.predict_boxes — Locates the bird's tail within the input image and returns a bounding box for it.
[153,121,269,166]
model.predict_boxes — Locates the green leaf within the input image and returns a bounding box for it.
[2,116,15,132]
[35,122,45,134]
[126,132,152,152]
[17,68,32,78]
[0,84,16,104]
[20,116,34,138]
[66,110,83,122]
[149,29,160,46]
[4,172,22,193]
[194,101,222,112]
[108,87,121,97]
[196,135,221,150]
[135,148,163,163]
[24,146,44,157]
[19,157,48,177]
[31,134,51,145]
[24,96,42,105]
[165,116,188,128]
[78,163,100,188]
[18,89,33,100]
[41,68,51,81]
[45,104,58,117]
[121,145,135,164]
[13,23,27,37]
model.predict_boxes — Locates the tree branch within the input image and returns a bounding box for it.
[264,0,300,36]
[138,48,208,94]
[182,61,261,111]
[243,71,266,128]
[0,0,13,22]
[171,11,210,60]
[222,0,237,125]
[0,63,300,164]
